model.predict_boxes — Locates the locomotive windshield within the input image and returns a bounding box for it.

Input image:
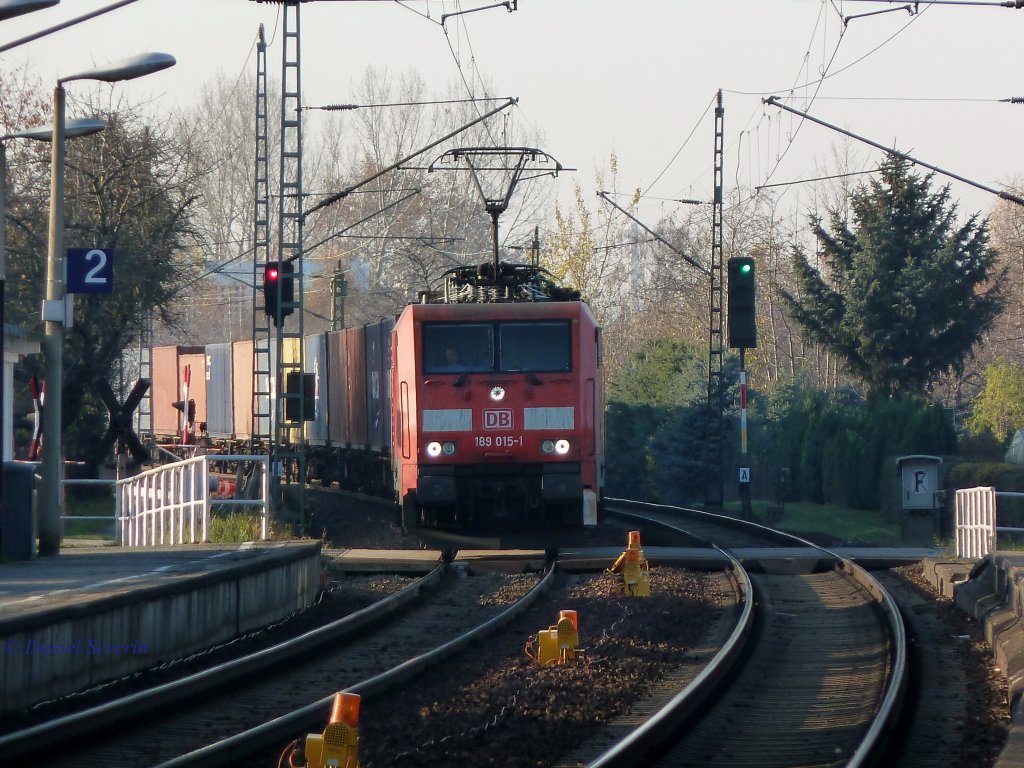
[423,320,571,374]
[498,321,571,372]
[423,323,494,373]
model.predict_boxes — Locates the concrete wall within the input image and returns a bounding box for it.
[948,555,1024,706]
[0,541,321,715]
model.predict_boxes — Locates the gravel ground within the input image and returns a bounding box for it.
[23,487,1010,768]
[355,566,726,768]
[888,563,1009,767]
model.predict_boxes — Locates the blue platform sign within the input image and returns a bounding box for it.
[66,248,113,294]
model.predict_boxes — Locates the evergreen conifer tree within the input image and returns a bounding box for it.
[781,156,1004,397]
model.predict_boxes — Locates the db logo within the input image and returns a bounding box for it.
[483,409,513,430]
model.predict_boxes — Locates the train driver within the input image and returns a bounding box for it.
[436,346,466,373]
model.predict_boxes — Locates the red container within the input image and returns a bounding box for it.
[151,345,205,439]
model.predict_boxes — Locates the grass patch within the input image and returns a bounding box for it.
[206,506,300,543]
[63,492,116,540]
[61,491,282,544]
[770,501,901,545]
[207,509,267,543]
[725,499,902,546]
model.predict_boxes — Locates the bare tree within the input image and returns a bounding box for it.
[4,85,202,461]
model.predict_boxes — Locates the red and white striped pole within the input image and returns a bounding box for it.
[739,371,747,455]
[738,348,751,521]
[181,364,191,444]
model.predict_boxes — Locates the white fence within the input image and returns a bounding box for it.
[955,486,1024,558]
[116,454,270,547]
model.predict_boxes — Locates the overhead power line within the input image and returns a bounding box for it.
[0,0,141,54]
[303,96,507,112]
[842,0,1022,7]
[303,97,517,220]
[597,191,709,278]
[763,96,1024,206]
[756,169,878,192]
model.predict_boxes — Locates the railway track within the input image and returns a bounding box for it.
[582,500,907,768]
[0,563,548,767]
[5,500,970,767]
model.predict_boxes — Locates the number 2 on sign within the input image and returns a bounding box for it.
[84,249,108,285]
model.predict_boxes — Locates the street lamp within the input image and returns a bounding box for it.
[38,51,174,556]
[0,0,58,21]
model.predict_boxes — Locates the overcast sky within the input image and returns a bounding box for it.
[3,0,1023,224]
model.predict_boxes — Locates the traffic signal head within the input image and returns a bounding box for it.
[263,261,295,327]
[727,256,756,349]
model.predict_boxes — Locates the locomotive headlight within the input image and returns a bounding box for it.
[555,439,571,455]
[442,441,456,455]
[426,441,442,457]
[490,386,506,401]
[541,440,555,454]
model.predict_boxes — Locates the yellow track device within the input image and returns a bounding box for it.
[607,530,651,596]
[526,609,587,666]
[304,692,360,768]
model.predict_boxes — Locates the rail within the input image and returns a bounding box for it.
[115,454,269,546]
[954,486,1024,558]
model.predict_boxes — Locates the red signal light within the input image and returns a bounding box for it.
[262,261,295,327]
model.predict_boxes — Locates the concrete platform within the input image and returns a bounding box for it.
[323,548,444,573]
[558,545,941,573]
[921,553,1024,768]
[0,540,321,717]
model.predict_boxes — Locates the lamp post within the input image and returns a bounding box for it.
[0,0,58,20]
[0,0,60,554]
[37,52,174,556]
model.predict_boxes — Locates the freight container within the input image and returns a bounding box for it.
[231,339,253,441]
[305,332,329,445]
[346,325,367,448]
[205,343,233,439]
[326,330,348,446]
[365,318,394,453]
[151,345,205,440]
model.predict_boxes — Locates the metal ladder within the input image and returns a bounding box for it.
[273,1,306,512]
[251,23,273,453]
[705,90,726,509]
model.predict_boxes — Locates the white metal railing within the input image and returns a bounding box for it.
[115,454,269,547]
[62,477,115,522]
[955,486,1024,558]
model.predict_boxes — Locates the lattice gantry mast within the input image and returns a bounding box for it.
[705,90,725,509]
[273,0,306,516]
[135,310,153,439]
[252,23,273,453]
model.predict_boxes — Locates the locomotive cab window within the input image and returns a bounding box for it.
[423,323,494,373]
[498,321,571,372]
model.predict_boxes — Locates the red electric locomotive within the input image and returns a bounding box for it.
[392,263,605,536]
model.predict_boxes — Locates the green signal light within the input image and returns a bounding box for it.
[739,263,752,274]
